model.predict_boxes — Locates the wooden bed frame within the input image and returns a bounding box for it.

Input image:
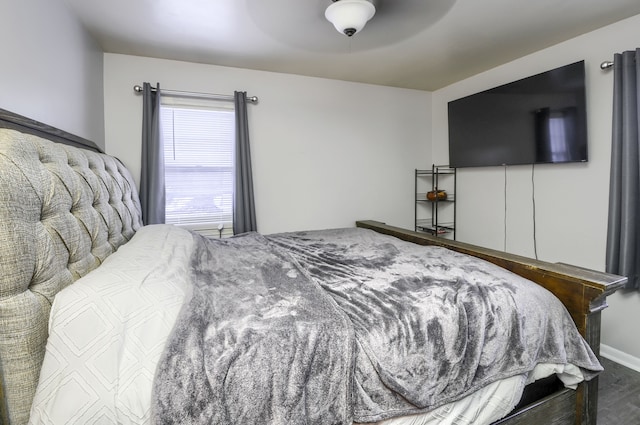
[0,108,626,425]
[356,220,626,425]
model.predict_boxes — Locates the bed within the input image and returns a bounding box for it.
[0,107,626,425]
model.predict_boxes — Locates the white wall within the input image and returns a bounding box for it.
[103,54,431,234]
[0,0,105,147]
[432,14,640,367]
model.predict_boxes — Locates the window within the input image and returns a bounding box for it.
[160,96,235,237]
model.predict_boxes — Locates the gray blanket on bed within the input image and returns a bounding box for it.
[152,227,602,424]
[152,232,355,424]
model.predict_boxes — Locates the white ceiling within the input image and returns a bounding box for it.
[62,0,640,91]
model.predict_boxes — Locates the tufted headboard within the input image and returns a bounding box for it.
[0,109,143,424]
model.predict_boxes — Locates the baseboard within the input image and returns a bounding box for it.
[600,344,640,373]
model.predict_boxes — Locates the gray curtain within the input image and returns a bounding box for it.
[140,82,165,225]
[233,91,257,234]
[606,49,640,290]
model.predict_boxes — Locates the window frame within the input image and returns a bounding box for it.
[160,95,236,238]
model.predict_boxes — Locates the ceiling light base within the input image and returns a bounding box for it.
[344,28,356,37]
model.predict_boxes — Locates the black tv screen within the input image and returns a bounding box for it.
[448,61,588,168]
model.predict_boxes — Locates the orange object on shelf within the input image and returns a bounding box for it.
[426,190,447,201]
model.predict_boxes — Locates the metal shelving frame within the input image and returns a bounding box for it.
[414,165,456,239]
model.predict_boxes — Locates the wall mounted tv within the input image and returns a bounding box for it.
[448,60,588,168]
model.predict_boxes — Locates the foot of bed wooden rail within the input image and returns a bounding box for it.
[356,220,625,425]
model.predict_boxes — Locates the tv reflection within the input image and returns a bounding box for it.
[534,107,583,163]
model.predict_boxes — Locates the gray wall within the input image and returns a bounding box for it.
[432,13,640,370]
[0,0,105,148]
[103,54,432,234]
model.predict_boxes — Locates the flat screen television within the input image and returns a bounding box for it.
[448,60,588,168]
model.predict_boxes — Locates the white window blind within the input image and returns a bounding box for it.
[160,96,235,237]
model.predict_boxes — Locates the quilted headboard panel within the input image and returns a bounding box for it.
[0,128,143,424]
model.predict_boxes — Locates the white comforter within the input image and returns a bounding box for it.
[28,225,588,425]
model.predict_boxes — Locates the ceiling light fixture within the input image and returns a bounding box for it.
[325,0,376,37]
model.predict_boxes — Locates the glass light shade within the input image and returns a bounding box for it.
[325,0,376,37]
